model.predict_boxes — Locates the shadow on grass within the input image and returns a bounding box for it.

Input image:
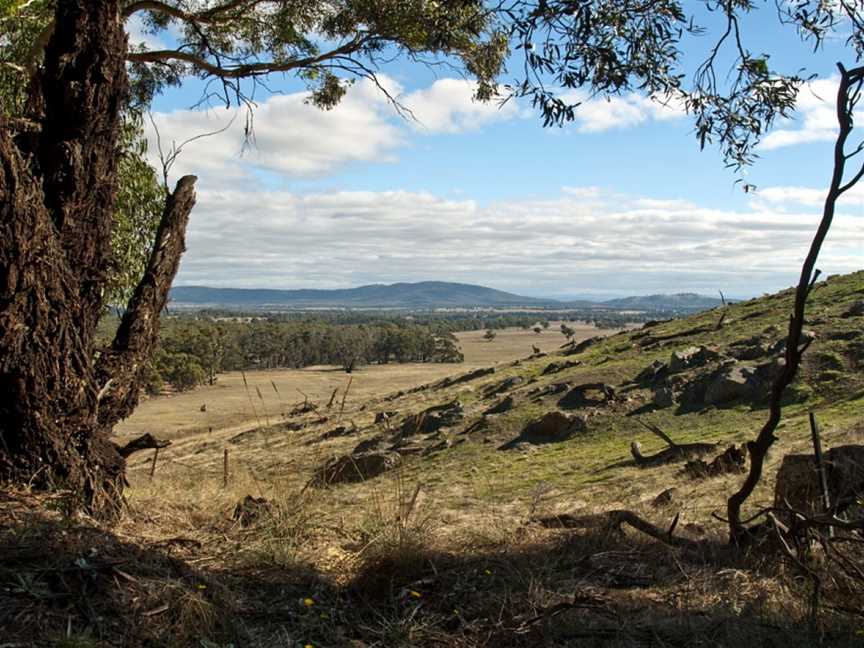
[2,489,862,647]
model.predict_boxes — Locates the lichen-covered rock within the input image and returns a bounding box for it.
[669,346,701,373]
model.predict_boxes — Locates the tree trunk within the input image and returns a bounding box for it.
[0,0,196,518]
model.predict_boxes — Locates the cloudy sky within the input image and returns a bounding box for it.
[132,8,863,300]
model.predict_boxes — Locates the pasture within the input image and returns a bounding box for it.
[116,321,608,441]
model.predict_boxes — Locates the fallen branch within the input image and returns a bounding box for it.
[532,509,709,552]
[117,433,171,458]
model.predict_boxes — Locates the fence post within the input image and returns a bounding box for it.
[808,412,833,537]
[149,447,160,481]
[223,447,230,488]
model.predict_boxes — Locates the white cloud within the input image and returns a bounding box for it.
[145,78,405,185]
[752,183,864,208]
[761,78,839,150]
[559,91,685,133]
[402,78,521,133]
[173,185,863,297]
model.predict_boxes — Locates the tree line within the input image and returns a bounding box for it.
[134,318,469,392]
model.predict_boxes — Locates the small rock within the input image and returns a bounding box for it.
[651,488,678,508]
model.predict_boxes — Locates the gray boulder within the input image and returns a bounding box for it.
[704,365,760,405]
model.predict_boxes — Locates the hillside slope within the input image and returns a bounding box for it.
[5,272,863,647]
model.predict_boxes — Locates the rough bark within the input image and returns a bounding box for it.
[95,176,197,428]
[0,1,193,517]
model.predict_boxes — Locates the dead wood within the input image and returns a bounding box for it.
[631,419,717,467]
[117,433,171,458]
[631,441,718,467]
[531,509,709,553]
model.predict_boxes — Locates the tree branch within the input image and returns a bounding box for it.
[95,175,197,428]
[726,62,864,544]
[125,35,372,80]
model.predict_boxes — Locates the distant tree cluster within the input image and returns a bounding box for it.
[135,318,466,391]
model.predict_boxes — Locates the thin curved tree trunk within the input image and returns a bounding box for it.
[726,63,864,544]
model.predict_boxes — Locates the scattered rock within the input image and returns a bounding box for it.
[399,401,464,436]
[652,385,677,408]
[483,376,525,398]
[683,445,746,479]
[541,359,582,375]
[529,381,571,399]
[232,496,272,527]
[633,360,668,385]
[310,451,401,486]
[484,395,516,415]
[352,434,386,454]
[564,336,602,356]
[320,424,358,440]
[651,488,678,508]
[842,300,864,317]
[558,383,616,409]
[433,367,495,390]
[500,411,587,450]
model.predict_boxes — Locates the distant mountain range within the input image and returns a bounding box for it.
[169,281,727,312]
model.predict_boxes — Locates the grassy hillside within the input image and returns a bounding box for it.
[3,271,863,647]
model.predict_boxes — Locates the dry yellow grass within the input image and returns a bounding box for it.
[116,322,607,441]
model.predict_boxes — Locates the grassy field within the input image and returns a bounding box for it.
[115,321,606,441]
[5,277,864,647]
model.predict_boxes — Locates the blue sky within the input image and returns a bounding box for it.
[130,4,863,299]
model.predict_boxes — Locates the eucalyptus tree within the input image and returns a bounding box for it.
[0,0,506,515]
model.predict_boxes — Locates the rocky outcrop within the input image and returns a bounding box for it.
[399,401,464,436]
[541,360,582,376]
[310,451,401,486]
[484,395,516,415]
[483,376,525,398]
[669,345,722,373]
[842,300,864,317]
[558,382,616,409]
[500,411,587,449]
[704,365,760,405]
